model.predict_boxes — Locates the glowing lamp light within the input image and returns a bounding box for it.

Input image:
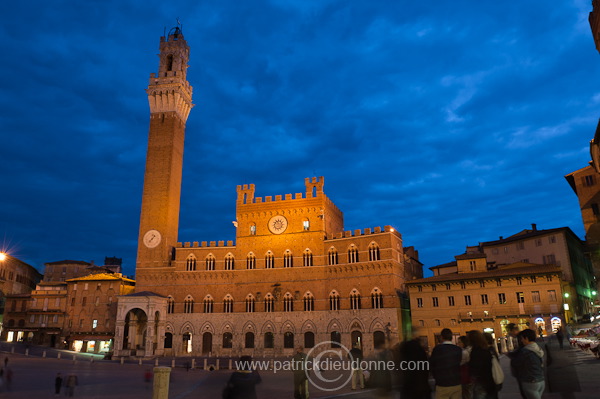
[0,252,6,261]
[564,292,570,298]
[564,304,569,311]
[593,291,598,296]
[390,228,395,232]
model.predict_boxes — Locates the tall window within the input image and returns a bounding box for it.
[464,295,471,306]
[203,295,214,313]
[225,254,235,270]
[184,296,194,313]
[186,255,197,271]
[245,332,255,348]
[284,293,294,312]
[498,293,506,304]
[448,296,455,306]
[303,220,310,231]
[284,251,293,268]
[250,224,256,235]
[303,292,314,311]
[245,295,255,312]
[348,246,359,263]
[469,260,476,271]
[264,293,274,312]
[328,248,338,265]
[167,296,175,313]
[265,252,274,269]
[531,291,541,303]
[584,174,596,186]
[223,295,234,313]
[206,255,215,271]
[350,289,361,310]
[369,243,380,261]
[548,290,557,301]
[223,332,233,348]
[303,250,313,267]
[371,288,383,309]
[432,297,439,307]
[331,331,341,348]
[246,253,256,270]
[516,292,525,303]
[264,332,274,348]
[284,332,294,348]
[417,298,423,308]
[329,291,340,311]
[481,294,489,305]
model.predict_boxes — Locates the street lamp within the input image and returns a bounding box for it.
[0,252,6,262]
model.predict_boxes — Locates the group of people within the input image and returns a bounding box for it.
[54,372,78,396]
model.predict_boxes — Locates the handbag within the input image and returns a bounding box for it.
[491,354,504,385]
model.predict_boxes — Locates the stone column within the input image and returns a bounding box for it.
[152,367,171,399]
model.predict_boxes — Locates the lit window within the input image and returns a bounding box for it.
[250,224,256,235]
[303,220,310,231]
[92,319,98,329]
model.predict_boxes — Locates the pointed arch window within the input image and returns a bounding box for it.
[206,255,216,271]
[245,294,255,313]
[303,292,315,312]
[186,255,197,271]
[283,251,293,268]
[225,254,235,270]
[368,243,380,261]
[283,292,294,312]
[371,288,383,309]
[350,289,362,310]
[265,252,274,269]
[329,291,340,311]
[167,296,175,314]
[184,296,194,313]
[246,253,256,270]
[223,295,234,313]
[303,249,313,267]
[264,293,274,312]
[203,295,214,314]
[328,248,338,265]
[348,246,359,263]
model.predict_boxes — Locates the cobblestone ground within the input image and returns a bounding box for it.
[0,338,598,398]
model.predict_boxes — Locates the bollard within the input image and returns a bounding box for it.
[171,359,175,368]
[203,358,207,370]
[11,347,14,354]
[155,358,159,367]
[216,359,220,370]
[57,352,61,359]
[90,356,94,363]
[72,355,76,363]
[121,357,124,365]
[228,359,232,370]
[42,351,47,358]
[139,358,143,366]
[191,358,195,369]
[152,367,171,399]
[25,348,29,356]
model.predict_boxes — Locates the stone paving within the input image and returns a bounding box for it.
[0,338,598,398]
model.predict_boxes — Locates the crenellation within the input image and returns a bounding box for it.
[218,241,225,246]
[365,228,372,235]
[256,197,263,203]
[275,195,282,201]
[285,194,292,200]
[210,241,216,247]
[354,229,361,236]
[227,241,234,246]
[265,196,272,202]
[184,242,191,248]
[201,241,207,247]
[295,193,303,199]
[374,227,382,233]
[193,242,199,247]
[344,231,352,238]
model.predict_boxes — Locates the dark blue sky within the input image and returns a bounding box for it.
[1,1,598,277]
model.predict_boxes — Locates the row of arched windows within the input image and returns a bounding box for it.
[184,243,381,271]
[167,288,384,314]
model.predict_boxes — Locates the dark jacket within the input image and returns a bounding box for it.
[429,342,462,387]
[468,347,497,394]
[510,343,544,383]
[226,370,262,399]
[397,339,431,398]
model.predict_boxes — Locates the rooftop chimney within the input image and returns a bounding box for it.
[531,223,537,231]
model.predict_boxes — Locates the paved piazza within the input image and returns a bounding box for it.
[0,339,599,398]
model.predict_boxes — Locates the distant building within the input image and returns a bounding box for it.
[0,253,42,330]
[408,254,565,352]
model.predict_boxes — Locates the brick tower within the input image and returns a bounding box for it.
[137,27,193,273]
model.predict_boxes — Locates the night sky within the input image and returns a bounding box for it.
[1,1,598,277]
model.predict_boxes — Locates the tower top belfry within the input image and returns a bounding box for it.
[146,27,194,123]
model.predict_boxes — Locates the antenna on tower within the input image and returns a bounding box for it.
[176,17,183,34]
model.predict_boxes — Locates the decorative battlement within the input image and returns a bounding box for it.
[177,240,236,248]
[324,225,400,240]
[236,177,335,208]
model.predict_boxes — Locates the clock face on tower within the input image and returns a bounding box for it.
[268,215,288,234]
[143,229,162,248]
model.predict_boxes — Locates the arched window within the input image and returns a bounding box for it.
[223,295,234,313]
[284,332,294,348]
[348,245,359,263]
[331,331,341,348]
[186,255,197,271]
[329,290,340,311]
[223,332,233,348]
[265,252,274,269]
[167,296,175,313]
[368,243,380,261]
[245,332,255,348]
[373,331,386,349]
[206,254,216,271]
[164,332,173,349]
[328,248,338,265]
[371,288,383,309]
[245,294,255,313]
[225,254,235,270]
[283,292,294,312]
[264,293,274,312]
[246,253,256,270]
[304,331,315,348]
[250,223,256,235]
[303,249,313,267]
[184,296,194,313]
[283,250,293,268]
[350,289,361,310]
[303,292,315,312]
[264,332,274,348]
[203,295,214,314]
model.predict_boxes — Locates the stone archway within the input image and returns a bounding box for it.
[123,308,148,354]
